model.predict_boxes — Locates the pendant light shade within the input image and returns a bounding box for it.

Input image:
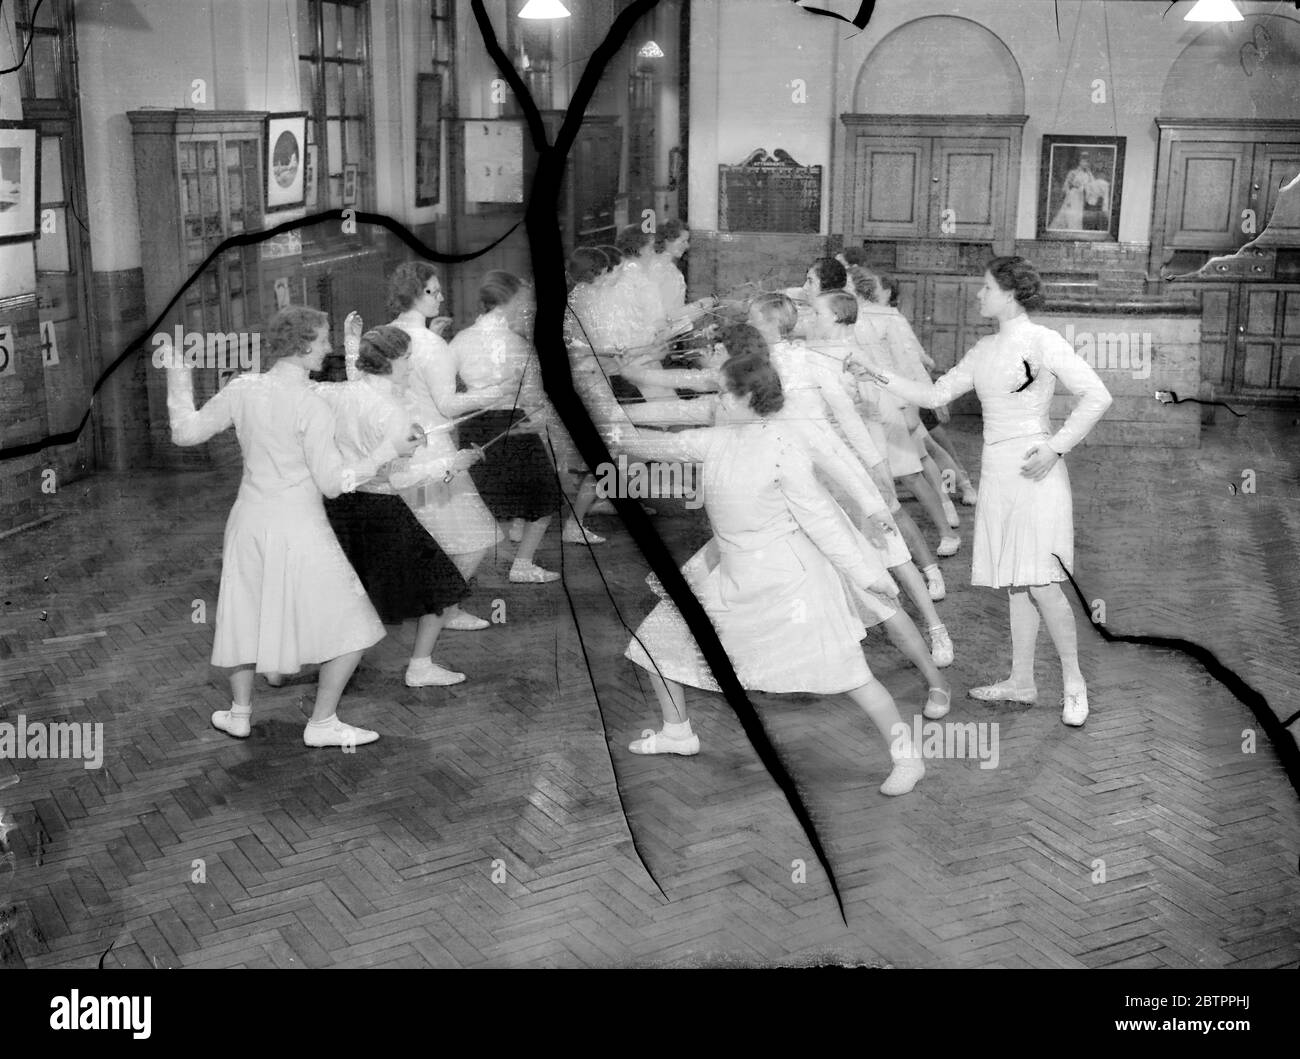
[1184,0,1244,22]
[638,40,665,58]
[519,0,570,18]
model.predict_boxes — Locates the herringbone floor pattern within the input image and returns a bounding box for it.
[0,413,1297,968]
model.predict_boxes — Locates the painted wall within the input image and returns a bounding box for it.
[76,0,300,273]
[689,0,1300,244]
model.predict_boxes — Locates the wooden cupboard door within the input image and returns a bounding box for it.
[1165,141,1252,249]
[1252,146,1300,232]
[925,275,991,375]
[932,137,1005,241]
[849,136,930,238]
[1198,285,1235,389]
[1279,289,1300,392]
[1233,285,1300,394]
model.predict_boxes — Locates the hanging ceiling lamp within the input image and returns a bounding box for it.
[519,0,570,18]
[638,40,665,58]
[1184,0,1244,22]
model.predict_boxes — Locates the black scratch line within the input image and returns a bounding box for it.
[1154,391,1246,418]
[481,0,849,921]
[544,437,671,904]
[0,210,521,463]
[1055,554,1300,801]
[791,0,876,31]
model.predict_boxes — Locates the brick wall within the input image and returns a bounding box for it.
[1014,239,1151,299]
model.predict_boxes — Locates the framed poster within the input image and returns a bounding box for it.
[460,119,524,203]
[415,73,442,207]
[264,112,307,212]
[342,163,359,207]
[1038,135,1125,241]
[0,122,40,244]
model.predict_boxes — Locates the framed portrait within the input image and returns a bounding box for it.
[264,112,307,212]
[1038,135,1125,241]
[415,72,442,207]
[342,163,359,207]
[303,144,318,210]
[0,122,40,245]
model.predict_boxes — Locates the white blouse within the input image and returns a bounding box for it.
[448,310,553,425]
[878,315,1113,453]
[166,360,397,503]
[312,374,459,494]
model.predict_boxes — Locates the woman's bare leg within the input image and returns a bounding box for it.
[844,678,925,794]
[629,670,698,755]
[311,650,365,723]
[899,470,955,545]
[515,515,552,567]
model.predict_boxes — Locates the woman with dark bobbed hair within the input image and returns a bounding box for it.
[613,324,926,797]
[449,270,563,582]
[317,325,477,688]
[857,256,1112,727]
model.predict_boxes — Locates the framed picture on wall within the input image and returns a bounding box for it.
[264,112,307,213]
[0,122,40,245]
[415,73,442,207]
[1038,135,1125,241]
[342,163,359,207]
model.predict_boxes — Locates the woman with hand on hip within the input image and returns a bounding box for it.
[854,257,1112,727]
[162,306,420,748]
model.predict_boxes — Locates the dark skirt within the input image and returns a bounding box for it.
[458,409,561,521]
[324,492,469,623]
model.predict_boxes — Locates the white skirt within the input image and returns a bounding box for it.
[971,435,1074,588]
[211,497,386,673]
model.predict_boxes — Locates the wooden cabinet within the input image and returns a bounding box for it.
[1199,281,1300,398]
[840,115,1026,248]
[129,109,269,468]
[1150,119,1300,278]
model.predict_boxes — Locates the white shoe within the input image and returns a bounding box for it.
[969,680,1037,704]
[923,565,946,601]
[444,611,490,631]
[923,687,951,720]
[212,708,251,739]
[880,753,925,796]
[562,519,606,545]
[405,660,467,687]
[303,716,379,748]
[1062,687,1089,727]
[509,561,560,583]
[508,518,525,544]
[628,727,700,756]
[941,496,960,529]
[937,535,961,558]
[929,625,953,668]
[959,483,978,506]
